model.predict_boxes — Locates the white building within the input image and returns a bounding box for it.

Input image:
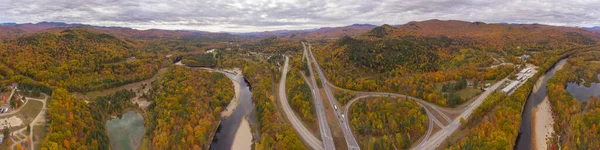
[206,49,215,53]
[501,81,520,93]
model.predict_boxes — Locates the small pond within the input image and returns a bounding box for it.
[106,111,146,150]
[566,74,600,102]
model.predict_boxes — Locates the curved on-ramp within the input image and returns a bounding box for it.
[342,94,442,149]
[278,56,324,150]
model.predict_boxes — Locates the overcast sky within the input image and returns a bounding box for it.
[0,0,599,32]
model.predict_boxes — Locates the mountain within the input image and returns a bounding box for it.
[0,22,376,41]
[0,22,245,42]
[238,24,376,39]
[357,19,599,49]
[584,26,600,33]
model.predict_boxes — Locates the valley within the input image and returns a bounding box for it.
[0,19,599,150]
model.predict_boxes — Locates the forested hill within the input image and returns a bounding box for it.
[365,20,599,49]
[0,22,244,41]
[316,20,600,106]
[0,27,159,92]
[328,20,600,73]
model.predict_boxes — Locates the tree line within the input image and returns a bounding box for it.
[349,96,427,149]
[546,56,600,149]
[145,66,234,149]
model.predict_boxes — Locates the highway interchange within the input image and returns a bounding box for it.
[278,42,510,150]
[301,42,336,150]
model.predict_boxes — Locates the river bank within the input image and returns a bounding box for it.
[516,58,567,149]
[231,117,252,150]
[222,76,242,118]
[532,97,555,150]
[209,68,257,150]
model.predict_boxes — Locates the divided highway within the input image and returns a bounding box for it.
[278,56,324,150]
[413,78,507,149]
[306,43,360,150]
[302,42,509,149]
[303,43,336,150]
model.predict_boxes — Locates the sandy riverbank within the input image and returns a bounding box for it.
[532,97,555,150]
[231,117,252,150]
[222,68,242,76]
[221,77,241,118]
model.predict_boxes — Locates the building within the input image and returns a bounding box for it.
[206,49,215,53]
[501,81,520,93]
[519,68,530,73]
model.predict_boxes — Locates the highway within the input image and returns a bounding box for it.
[300,41,510,149]
[341,94,444,149]
[336,78,505,150]
[306,43,360,150]
[413,78,507,149]
[302,42,512,149]
[277,56,324,150]
[303,42,336,150]
[418,103,435,148]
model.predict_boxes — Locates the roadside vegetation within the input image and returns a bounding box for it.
[316,20,597,107]
[349,96,427,149]
[334,89,355,105]
[447,47,595,149]
[286,56,315,123]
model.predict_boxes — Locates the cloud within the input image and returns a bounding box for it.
[0,0,599,32]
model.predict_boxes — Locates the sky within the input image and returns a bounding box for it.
[0,0,599,32]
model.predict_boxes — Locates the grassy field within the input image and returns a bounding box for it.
[0,100,43,131]
[32,123,47,149]
[456,87,482,100]
[13,100,43,124]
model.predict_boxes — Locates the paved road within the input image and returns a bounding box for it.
[303,41,508,149]
[342,93,448,148]
[306,43,360,150]
[0,87,21,117]
[303,43,336,150]
[277,56,324,150]
[327,81,466,115]
[414,78,507,149]
[341,94,443,149]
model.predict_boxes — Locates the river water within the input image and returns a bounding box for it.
[106,111,146,150]
[515,58,567,150]
[209,71,257,150]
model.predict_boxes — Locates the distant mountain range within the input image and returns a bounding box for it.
[584,26,600,32]
[0,20,598,41]
[0,22,377,40]
[232,24,376,38]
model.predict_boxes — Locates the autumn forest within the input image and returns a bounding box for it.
[0,19,598,150]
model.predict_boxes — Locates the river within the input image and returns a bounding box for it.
[515,58,567,150]
[209,70,257,150]
[106,111,146,150]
